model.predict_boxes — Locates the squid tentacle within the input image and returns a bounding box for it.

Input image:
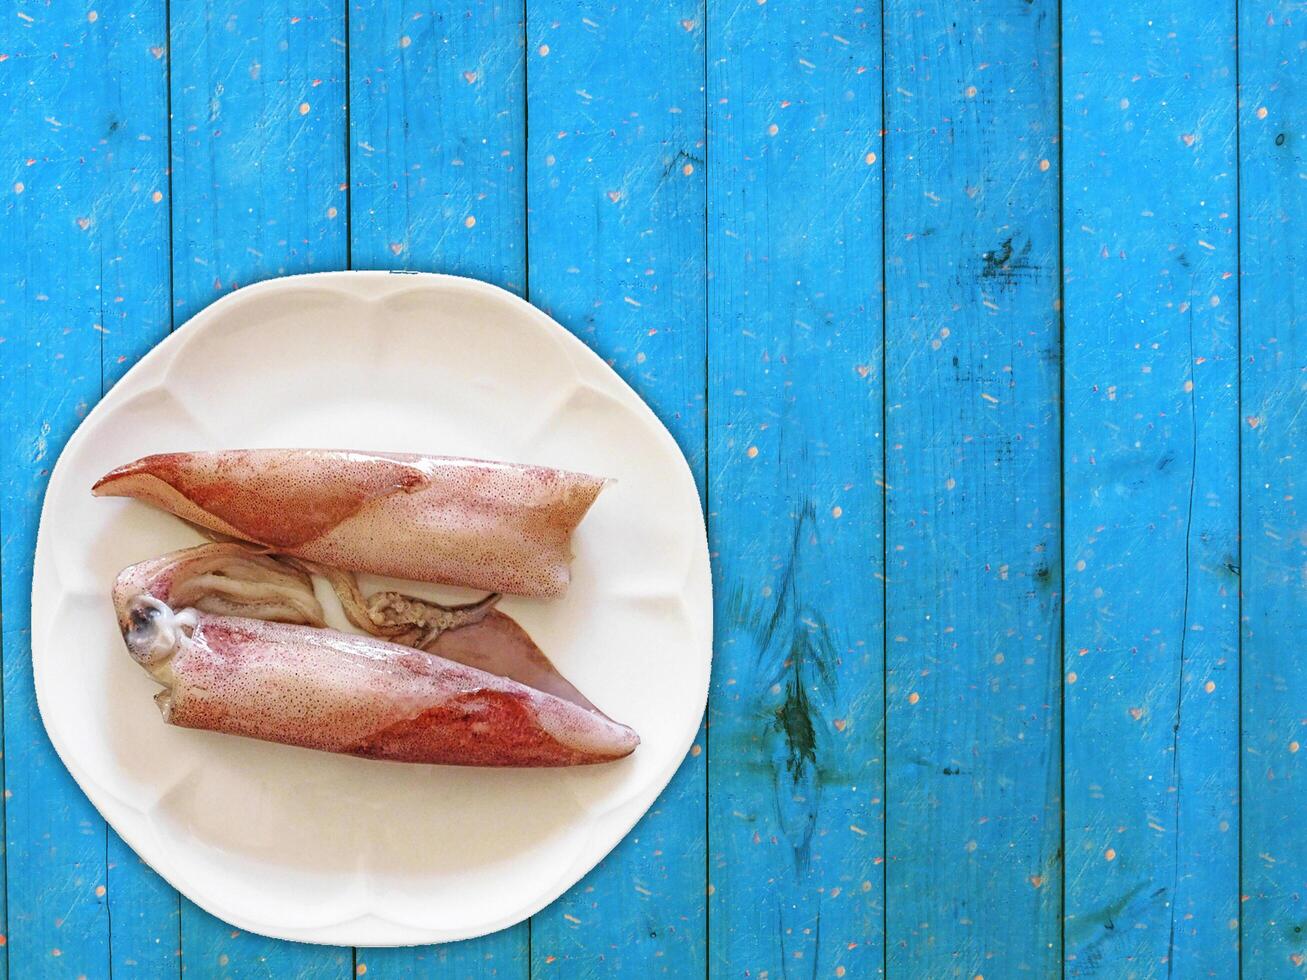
[279,555,500,646]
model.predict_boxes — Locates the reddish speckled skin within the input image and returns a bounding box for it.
[128,614,643,768]
[160,616,638,766]
[94,449,608,597]
[112,547,639,767]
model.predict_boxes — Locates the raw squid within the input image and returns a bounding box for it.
[94,450,608,598]
[113,543,638,767]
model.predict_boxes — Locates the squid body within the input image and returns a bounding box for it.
[113,543,638,767]
[94,449,608,598]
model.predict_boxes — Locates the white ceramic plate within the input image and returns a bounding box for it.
[32,272,711,946]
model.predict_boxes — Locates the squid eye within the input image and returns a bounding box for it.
[123,595,187,666]
[128,600,160,633]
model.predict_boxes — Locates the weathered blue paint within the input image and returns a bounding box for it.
[178,901,353,980]
[349,0,526,291]
[353,943,521,980]
[524,2,707,975]
[883,1,1062,973]
[170,0,349,322]
[169,0,350,975]
[706,1,884,975]
[0,0,173,975]
[1239,2,1307,973]
[346,0,528,975]
[107,846,178,975]
[1062,2,1241,975]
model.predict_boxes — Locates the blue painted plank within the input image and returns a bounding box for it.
[169,0,351,973]
[353,944,522,980]
[1062,2,1240,974]
[1238,2,1307,972]
[349,0,526,289]
[347,1,527,974]
[175,919,353,980]
[882,1,1062,973]
[0,0,174,974]
[171,0,349,321]
[107,845,179,974]
[706,2,884,975]
[524,3,706,975]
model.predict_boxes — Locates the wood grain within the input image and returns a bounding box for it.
[707,1,885,974]
[170,0,349,322]
[883,0,1063,972]
[349,0,526,289]
[169,0,351,974]
[524,1,707,974]
[1238,1,1307,972]
[347,0,528,975]
[1062,2,1241,974]
[0,0,173,974]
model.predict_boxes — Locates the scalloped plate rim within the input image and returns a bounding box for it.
[30,271,711,946]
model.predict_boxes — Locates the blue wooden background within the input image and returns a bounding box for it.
[0,0,1303,975]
